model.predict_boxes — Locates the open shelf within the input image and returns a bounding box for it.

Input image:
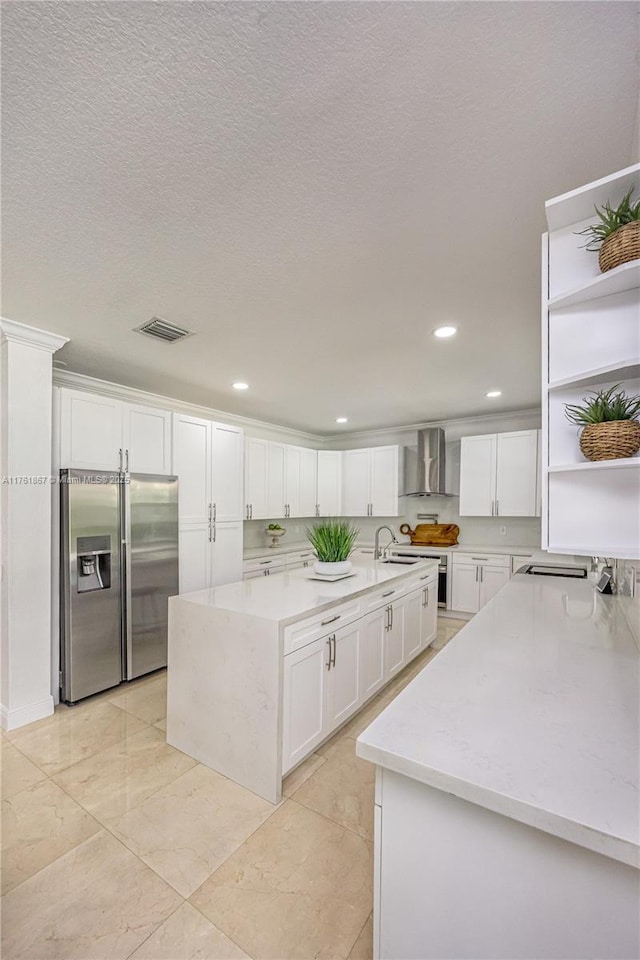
[548,360,640,392]
[548,458,640,474]
[545,163,640,232]
[547,261,640,310]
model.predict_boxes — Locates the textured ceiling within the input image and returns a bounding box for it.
[2,1,638,433]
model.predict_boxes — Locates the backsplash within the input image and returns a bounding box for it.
[243,498,543,552]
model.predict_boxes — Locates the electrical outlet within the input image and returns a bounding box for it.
[499,525,507,536]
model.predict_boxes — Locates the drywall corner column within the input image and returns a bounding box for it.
[0,319,68,730]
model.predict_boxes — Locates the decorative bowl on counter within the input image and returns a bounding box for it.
[266,525,286,548]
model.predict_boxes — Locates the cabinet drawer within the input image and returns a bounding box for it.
[283,598,362,655]
[285,550,315,566]
[453,552,510,568]
[243,556,287,574]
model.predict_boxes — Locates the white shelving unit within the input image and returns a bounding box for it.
[542,163,640,559]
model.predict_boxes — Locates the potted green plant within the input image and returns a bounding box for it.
[306,519,359,576]
[564,384,640,461]
[576,186,640,273]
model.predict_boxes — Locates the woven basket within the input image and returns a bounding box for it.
[598,220,640,273]
[579,420,640,461]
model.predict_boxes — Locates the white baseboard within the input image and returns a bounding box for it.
[0,696,54,731]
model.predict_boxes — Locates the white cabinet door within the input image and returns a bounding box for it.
[370,446,399,516]
[421,580,438,648]
[451,563,480,614]
[385,600,404,679]
[244,438,269,520]
[210,520,243,587]
[123,403,172,475]
[178,523,211,594]
[284,445,301,518]
[298,448,318,518]
[317,451,342,517]
[267,443,286,519]
[479,565,510,607]
[282,638,328,775]
[360,608,386,701]
[402,589,422,665]
[173,415,211,523]
[343,449,371,516]
[495,430,538,518]
[459,434,497,517]
[326,624,361,731]
[211,423,244,522]
[60,389,123,471]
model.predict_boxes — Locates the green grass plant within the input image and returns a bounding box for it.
[305,519,359,562]
[564,384,640,425]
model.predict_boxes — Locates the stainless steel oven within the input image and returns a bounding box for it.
[393,550,448,607]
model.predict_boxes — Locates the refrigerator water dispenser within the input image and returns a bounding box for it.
[76,535,112,592]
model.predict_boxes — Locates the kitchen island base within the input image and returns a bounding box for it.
[375,768,639,960]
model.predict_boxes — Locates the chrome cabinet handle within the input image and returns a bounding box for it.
[125,449,129,472]
[212,503,217,521]
[259,560,272,565]
[326,639,332,670]
[424,587,429,606]
[208,503,213,522]
[382,590,395,598]
[330,635,336,667]
[321,614,340,626]
[495,500,499,516]
[119,448,123,472]
[420,574,430,580]
[475,566,479,582]
[208,523,212,543]
[384,605,390,631]
[250,504,253,519]
[390,604,394,629]
[472,557,488,561]
[315,504,320,517]
[212,523,216,543]
[480,566,483,583]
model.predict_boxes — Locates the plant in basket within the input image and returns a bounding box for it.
[576,187,640,273]
[564,384,640,461]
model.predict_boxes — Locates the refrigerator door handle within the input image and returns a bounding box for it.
[122,478,133,681]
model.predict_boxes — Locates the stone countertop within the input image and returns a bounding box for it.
[356,574,640,869]
[244,540,589,566]
[176,557,438,626]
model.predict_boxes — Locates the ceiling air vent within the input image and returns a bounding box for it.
[134,317,193,344]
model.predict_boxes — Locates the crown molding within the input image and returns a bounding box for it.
[324,407,541,445]
[52,369,326,445]
[0,318,69,353]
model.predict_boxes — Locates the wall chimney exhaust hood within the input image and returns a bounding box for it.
[403,427,452,497]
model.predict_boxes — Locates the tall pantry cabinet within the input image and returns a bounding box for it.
[173,414,244,592]
[543,163,640,558]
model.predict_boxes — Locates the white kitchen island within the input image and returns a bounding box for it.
[166,557,438,803]
[357,572,640,960]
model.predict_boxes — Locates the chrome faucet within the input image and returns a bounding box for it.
[374,525,398,560]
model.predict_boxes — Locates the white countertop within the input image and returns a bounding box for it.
[356,574,640,868]
[177,558,438,626]
[244,541,588,566]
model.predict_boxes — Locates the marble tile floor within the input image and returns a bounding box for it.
[1,618,465,960]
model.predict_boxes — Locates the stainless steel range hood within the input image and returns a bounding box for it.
[403,427,451,497]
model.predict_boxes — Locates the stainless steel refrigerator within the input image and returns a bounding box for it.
[60,469,178,704]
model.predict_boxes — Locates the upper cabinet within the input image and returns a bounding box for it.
[544,163,640,559]
[173,414,244,524]
[459,430,539,517]
[60,388,172,474]
[342,445,400,517]
[317,451,342,517]
[245,439,318,519]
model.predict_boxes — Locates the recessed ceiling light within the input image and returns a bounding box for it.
[232,382,249,390]
[486,390,502,398]
[433,326,457,339]
[336,417,348,424]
